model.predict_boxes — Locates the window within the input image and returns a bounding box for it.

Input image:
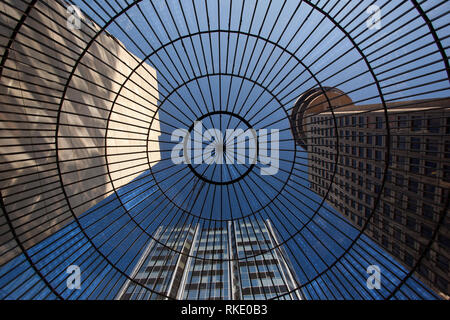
[375,184,381,193]
[422,204,434,221]
[445,141,450,158]
[424,161,437,177]
[357,190,363,200]
[396,174,404,187]
[367,135,373,145]
[410,158,420,174]
[398,115,408,128]
[408,179,419,193]
[442,189,449,203]
[405,234,415,248]
[423,184,436,199]
[411,116,422,131]
[376,117,383,129]
[393,209,402,223]
[382,235,389,248]
[359,117,365,128]
[359,132,364,143]
[373,215,380,226]
[427,117,440,133]
[392,243,400,256]
[421,224,433,239]
[447,117,450,134]
[444,165,450,183]
[439,234,450,249]
[376,135,383,146]
[375,150,382,161]
[366,179,372,191]
[375,167,382,179]
[365,207,371,218]
[372,229,379,241]
[397,136,406,149]
[407,218,417,234]
[407,199,417,214]
[386,170,392,182]
[357,216,363,227]
[418,265,429,277]
[366,164,372,176]
[437,254,449,272]
[404,253,414,267]
[426,139,439,156]
[344,207,349,216]
[382,219,391,233]
[366,148,373,159]
[410,137,421,151]
[365,194,372,205]
[383,203,391,217]
[435,275,448,291]
[393,228,402,240]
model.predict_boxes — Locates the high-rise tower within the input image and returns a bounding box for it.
[116,219,303,300]
[291,87,450,298]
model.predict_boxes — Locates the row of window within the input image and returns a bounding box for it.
[312,115,450,134]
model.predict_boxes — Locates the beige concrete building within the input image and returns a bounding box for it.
[291,87,450,298]
[0,0,160,265]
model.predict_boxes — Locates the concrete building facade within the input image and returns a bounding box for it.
[291,87,450,298]
[0,0,160,265]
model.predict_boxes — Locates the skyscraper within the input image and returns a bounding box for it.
[0,0,161,299]
[291,87,450,298]
[116,219,303,300]
[0,1,159,265]
[0,0,160,268]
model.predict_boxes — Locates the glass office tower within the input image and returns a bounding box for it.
[117,219,303,300]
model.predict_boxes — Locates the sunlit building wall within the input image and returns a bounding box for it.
[0,0,160,265]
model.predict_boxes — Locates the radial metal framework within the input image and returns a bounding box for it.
[0,0,449,300]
